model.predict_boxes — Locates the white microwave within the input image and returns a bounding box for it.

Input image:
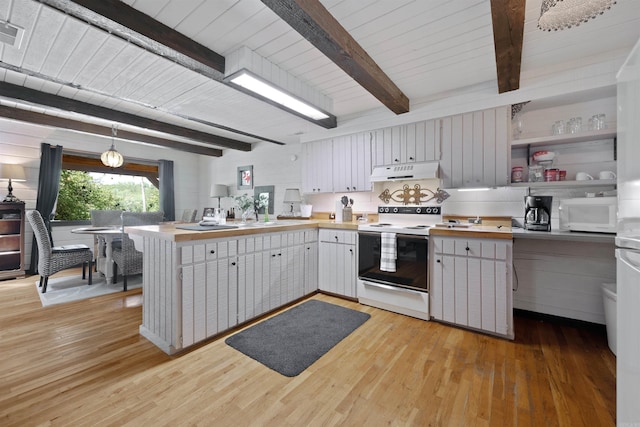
[559,197,617,233]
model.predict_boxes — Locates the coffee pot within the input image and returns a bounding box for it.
[524,195,552,231]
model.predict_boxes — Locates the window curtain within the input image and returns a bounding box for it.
[29,143,63,274]
[159,159,175,221]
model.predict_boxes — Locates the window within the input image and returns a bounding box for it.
[55,153,160,221]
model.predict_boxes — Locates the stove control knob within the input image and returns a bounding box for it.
[379,207,384,213]
[393,207,398,213]
[416,207,422,214]
[384,207,390,213]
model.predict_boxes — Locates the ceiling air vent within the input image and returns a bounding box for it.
[0,21,24,49]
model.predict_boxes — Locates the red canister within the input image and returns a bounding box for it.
[511,166,523,183]
[559,170,567,181]
[544,168,558,182]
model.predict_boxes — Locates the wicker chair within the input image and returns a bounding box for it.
[90,209,123,272]
[112,211,164,291]
[26,210,93,293]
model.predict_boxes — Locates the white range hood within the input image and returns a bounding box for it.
[370,161,439,182]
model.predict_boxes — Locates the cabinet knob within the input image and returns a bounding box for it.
[231,262,236,266]
[394,158,399,162]
[278,253,282,256]
[334,236,339,241]
[272,254,276,257]
[349,248,353,254]
[466,247,470,251]
[436,259,441,263]
[210,250,215,254]
[409,157,414,161]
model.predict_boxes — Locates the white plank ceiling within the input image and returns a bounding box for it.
[0,0,639,152]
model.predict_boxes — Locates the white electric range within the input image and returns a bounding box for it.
[357,205,442,320]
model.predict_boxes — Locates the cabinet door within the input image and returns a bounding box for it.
[341,243,357,298]
[352,132,372,192]
[181,262,207,348]
[269,249,283,310]
[318,241,336,294]
[302,139,333,193]
[216,256,238,332]
[332,135,351,193]
[304,243,318,295]
[439,107,509,188]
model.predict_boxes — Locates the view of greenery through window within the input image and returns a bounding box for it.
[56,170,159,221]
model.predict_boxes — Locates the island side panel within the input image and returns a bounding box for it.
[139,235,180,354]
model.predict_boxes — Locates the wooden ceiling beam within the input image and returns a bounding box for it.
[0,82,250,152]
[41,0,225,80]
[490,0,526,93]
[261,0,409,115]
[0,105,223,157]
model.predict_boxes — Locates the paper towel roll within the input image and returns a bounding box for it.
[335,200,343,222]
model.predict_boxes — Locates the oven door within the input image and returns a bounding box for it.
[357,232,429,292]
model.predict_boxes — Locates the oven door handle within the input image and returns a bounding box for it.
[357,231,428,240]
[361,280,428,295]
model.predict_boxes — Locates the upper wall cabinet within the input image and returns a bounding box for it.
[333,133,373,193]
[302,139,334,194]
[371,120,440,166]
[440,106,510,189]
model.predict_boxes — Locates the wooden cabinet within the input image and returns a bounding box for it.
[179,230,319,348]
[332,133,373,193]
[440,106,510,188]
[0,202,25,280]
[371,120,441,166]
[302,139,333,193]
[430,235,514,339]
[318,229,357,298]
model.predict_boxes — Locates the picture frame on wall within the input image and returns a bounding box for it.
[237,165,253,190]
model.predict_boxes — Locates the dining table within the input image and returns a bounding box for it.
[71,226,122,285]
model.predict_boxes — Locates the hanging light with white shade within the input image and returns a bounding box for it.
[538,0,617,31]
[101,125,124,168]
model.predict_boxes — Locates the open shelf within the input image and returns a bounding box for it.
[510,179,616,189]
[511,127,616,148]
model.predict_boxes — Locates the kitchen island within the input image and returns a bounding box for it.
[126,220,323,354]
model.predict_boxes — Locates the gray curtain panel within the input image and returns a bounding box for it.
[29,143,63,274]
[159,159,175,221]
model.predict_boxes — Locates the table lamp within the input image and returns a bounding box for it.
[210,184,228,208]
[0,163,26,202]
[283,188,301,215]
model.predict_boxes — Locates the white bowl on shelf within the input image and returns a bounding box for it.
[532,150,556,162]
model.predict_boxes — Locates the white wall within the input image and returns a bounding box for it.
[201,141,303,218]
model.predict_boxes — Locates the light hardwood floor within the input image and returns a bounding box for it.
[0,269,615,426]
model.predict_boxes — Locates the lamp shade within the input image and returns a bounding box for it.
[538,0,616,31]
[210,184,228,198]
[283,188,301,203]
[0,163,26,181]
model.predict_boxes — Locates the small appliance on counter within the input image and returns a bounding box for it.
[524,195,552,231]
[558,196,617,233]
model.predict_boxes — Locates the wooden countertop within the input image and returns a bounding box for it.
[429,225,513,240]
[126,219,360,242]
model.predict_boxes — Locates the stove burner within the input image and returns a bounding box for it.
[370,223,392,227]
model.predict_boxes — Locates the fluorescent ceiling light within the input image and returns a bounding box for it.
[457,187,492,192]
[226,69,336,128]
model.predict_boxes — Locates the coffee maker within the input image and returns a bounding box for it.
[524,195,552,231]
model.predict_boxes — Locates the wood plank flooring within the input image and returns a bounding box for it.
[0,270,616,426]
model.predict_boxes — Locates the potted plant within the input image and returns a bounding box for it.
[234,193,254,223]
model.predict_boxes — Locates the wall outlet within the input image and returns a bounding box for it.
[329,213,335,219]
[468,217,482,224]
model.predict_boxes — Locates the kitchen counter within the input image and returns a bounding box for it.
[429,225,513,240]
[125,219,358,242]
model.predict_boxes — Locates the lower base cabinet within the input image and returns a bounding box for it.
[318,229,357,298]
[430,236,514,339]
[179,230,318,350]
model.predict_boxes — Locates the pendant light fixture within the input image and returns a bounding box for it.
[538,0,617,31]
[101,125,124,168]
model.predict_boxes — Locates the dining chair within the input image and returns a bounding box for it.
[26,210,93,293]
[112,211,164,291]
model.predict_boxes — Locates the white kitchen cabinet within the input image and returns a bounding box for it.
[302,139,334,193]
[440,106,510,188]
[430,235,513,339]
[331,133,373,193]
[303,229,319,295]
[180,238,238,348]
[371,120,440,167]
[318,229,357,298]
